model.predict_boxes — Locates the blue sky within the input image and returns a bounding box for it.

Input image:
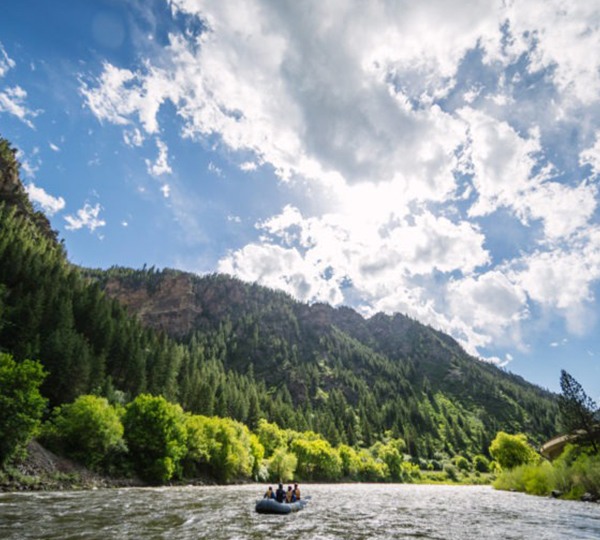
[1,0,599,401]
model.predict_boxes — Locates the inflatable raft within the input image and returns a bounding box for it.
[255,497,309,514]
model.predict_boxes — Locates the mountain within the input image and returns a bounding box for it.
[89,266,559,452]
[0,135,558,459]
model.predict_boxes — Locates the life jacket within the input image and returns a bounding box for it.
[285,490,293,503]
[264,488,273,499]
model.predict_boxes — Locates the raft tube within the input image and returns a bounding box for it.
[255,498,308,514]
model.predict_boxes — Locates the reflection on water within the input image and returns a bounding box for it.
[1,484,599,539]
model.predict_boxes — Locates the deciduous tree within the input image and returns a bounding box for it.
[123,394,187,482]
[42,394,124,470]
[0,353,47,465]
[489,431,538,470]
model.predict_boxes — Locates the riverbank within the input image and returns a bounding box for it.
[0,441,143,492]
[0,441,232,492]
[1,440,494,492]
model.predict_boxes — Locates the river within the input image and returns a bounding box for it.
[1,484,599,539]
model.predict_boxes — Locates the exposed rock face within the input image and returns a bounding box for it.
[105,272,202,337]
[0,440,144,491]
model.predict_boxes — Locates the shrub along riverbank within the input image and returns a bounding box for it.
[1,435,494,492]
[493,444,600,501]
[34,392,486,486]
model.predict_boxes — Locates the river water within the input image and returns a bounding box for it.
[1,484,599,539]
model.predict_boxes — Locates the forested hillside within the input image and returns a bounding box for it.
[0,136,558,462]
[90,267,558,456]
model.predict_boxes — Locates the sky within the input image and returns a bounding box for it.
[1,0,599,401]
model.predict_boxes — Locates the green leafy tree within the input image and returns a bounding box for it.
[356,448,388,481]
[249,433,265,479]
[489,432,538,470]
[370,441,404,481]
[183,414,265,482]
[202,417,254,482]
[453,455,470,472]
[291,437,342,480]
[558,370,598,452]
[256,419,288,457]
[443,463,459,481]
[42,394,124,470]
[0,353,47,465]
[473,454,490,473]
[338,444,361,479]
[268,447,297,482]
[123,394,187,483]
[183,413,211,476]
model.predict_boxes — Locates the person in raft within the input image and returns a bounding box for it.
[294,482,301,501]
[275,483,286,503]
[285,486,296,503]
[263,486,275,499]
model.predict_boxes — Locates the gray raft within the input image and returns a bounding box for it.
[255,497,309,514]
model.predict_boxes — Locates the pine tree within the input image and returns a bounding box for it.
[558,370,598,452]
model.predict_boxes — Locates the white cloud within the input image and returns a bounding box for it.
[81,63,147,128]
[461,108,597,240]
[64,203,106,232]
[524,181,596,240]
[0,43,16,77]
[20,159,39,178]
[124,127,145,147]
[49,142,60,152]
[160,184,171,198]
[208,161,223,177]
[24,182,66,216]
[80,0,600,359]
[509,231,600,335]
[0,86,38,128]
[145,138,172,177]
[16,147,41,179]
[240,161,257,172]
[581,134,600,178]
[0,43,38,126]
[446,271,528,351]
[495,1,600,107]
[219,242,344,305]
[483,355,512,368]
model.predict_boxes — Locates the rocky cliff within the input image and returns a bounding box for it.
[104,271,202,338]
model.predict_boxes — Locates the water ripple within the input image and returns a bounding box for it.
[1,484,599,539]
